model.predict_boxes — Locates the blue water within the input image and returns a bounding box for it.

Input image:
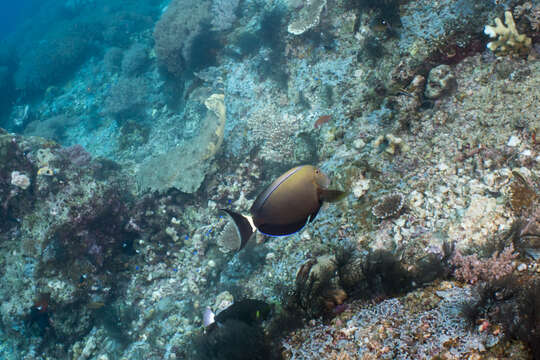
[0,0,39,40]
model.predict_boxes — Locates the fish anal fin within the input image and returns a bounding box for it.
[308,206,321,223]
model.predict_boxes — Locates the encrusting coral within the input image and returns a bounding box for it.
[484,11,532,56]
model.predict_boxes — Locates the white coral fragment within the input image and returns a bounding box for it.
[287,0,327,35]
[10,171,30,190]
[484,11,532,56]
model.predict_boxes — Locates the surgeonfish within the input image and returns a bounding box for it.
[203,299,272,331]
[221,165,345,250]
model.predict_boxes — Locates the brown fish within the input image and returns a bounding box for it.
[221,165,345,250]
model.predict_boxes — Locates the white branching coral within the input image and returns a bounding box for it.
[484,11,532,56]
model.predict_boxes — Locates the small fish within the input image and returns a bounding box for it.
[203,299,271,331]
[87,301,105,310]
[37,166,54,176]
[370,17,390,33]
[222,165,345,250]
[314,115,332,128]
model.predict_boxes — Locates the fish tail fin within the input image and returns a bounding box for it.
[220,209,256,251]
[203,306,215,328]
[320,189,347,203]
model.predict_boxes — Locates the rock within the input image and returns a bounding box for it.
[507,135,520,147]
[425,65,456,99]
[137,92,226,193]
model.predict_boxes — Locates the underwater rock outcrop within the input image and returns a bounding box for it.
[287,0,327,35]
[0,132,143,355]
[137,90,226,193]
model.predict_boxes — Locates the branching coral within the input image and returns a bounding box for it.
[484,11,532,56]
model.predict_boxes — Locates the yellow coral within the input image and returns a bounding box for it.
[484,11,532,56]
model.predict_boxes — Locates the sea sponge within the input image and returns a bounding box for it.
[484,11,532,56]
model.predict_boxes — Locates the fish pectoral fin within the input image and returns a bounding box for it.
[320,189,346,203]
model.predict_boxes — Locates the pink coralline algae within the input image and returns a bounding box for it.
[451,244,518,284]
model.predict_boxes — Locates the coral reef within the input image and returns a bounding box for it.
[210,0,240,31]
[136,90,226,193]
[514,2,540,32]
[10,171,30,190]
[121,43,150,76]
[461,276,540,359]
[373,133,410,155]
[104,77,151,120]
